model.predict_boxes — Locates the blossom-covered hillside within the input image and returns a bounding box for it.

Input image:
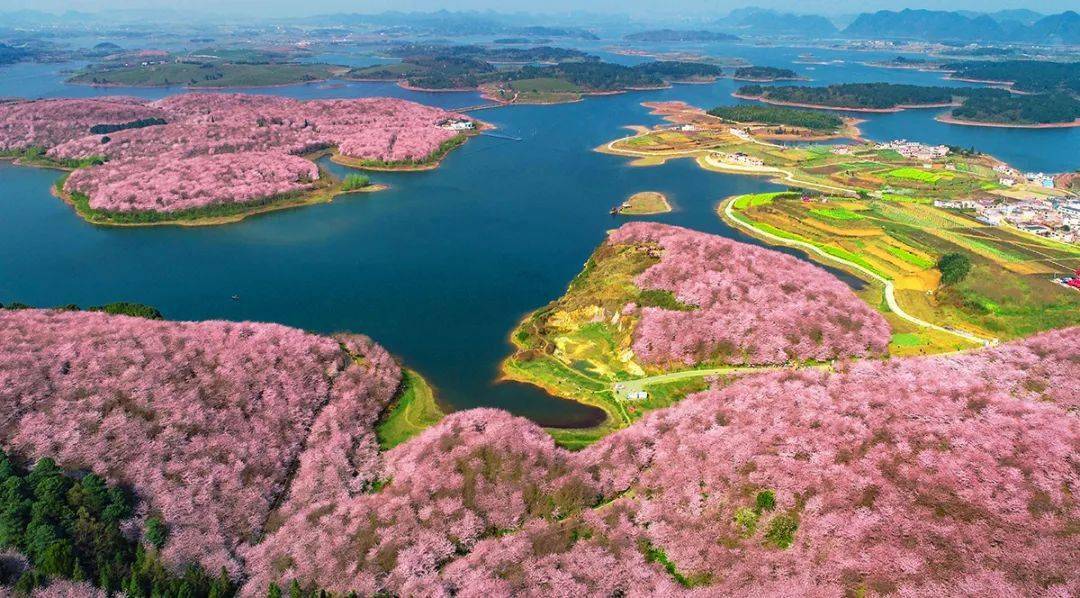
[611,222,891,365]
[1,308,1074,596]
[250,327,1078,596]
[0,309,402,577]
[0,94,469,214]
[0,97,164,151]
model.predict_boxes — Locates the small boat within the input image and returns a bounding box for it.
[231,295,240,301]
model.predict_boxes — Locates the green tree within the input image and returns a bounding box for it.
[144,517,168,549]
[937,252,972,285]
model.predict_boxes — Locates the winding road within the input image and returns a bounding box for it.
[721,196,996,347]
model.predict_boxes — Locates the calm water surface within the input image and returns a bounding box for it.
[1,46,1076,425]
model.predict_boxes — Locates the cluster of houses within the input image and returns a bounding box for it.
[713,151,765,167]
[439,118,475,131]
[992,164,1056,189]
[876,140,950,162]
[935,196,1080,243]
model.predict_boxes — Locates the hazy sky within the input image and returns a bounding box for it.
[5,0,1076,18]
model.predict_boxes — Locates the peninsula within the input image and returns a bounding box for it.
[735,82,1080,127]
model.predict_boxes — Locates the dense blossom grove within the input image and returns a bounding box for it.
[0,309,401,577]
[64,152,320,212]
[0,94,466,212]
[251,327,1078,596]
[610,222,891,365]
[0,98,164,152]
[1,308,1075,596]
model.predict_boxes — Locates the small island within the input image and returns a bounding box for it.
[614,191,672,215]
[731,66,802,82]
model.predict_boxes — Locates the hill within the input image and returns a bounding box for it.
[844,9,1079,43]
[719,8,839,37]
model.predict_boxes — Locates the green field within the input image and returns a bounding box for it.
[810,207,863,220]
[376,369,445,450]
[886,167,954,184]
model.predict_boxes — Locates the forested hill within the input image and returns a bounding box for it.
[942,61,1080,95]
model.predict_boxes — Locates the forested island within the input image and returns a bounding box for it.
[623,29,740,42]
[940,60,1080,95]
[732,66,801,81]
[736,82,1080,126]
[347,45,724,102]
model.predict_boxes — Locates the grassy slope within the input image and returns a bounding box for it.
[377,369,445,450]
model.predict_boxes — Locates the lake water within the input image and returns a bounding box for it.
[1,45,1076,426]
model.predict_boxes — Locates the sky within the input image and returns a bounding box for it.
[3,0,1077,18]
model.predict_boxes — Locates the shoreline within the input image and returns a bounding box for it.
[51,178,387,228]
[935,114,1080,129]
[65,74,343,90]
[732,92,960,113]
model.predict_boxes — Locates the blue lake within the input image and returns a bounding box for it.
[1,46,1076,426]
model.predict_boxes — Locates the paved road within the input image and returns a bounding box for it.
[722,196,996,347]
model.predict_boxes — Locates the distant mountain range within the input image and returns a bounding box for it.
[716,8,839,37]
[843,9,1079,44]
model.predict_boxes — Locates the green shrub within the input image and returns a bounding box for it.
[341,173,371,191]
[754,489,776,513]
[733,507,758,536]
[88,302,164,320]
[764,513,799,549]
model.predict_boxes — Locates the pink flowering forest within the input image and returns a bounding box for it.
[0,95,468,213]
[0,307,1075,596]
[610,222,891,365]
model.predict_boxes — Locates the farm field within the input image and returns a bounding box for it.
[727,193,1080,349]
[601,100,1080,356]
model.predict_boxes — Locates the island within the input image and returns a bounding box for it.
[735,82,1080,127]
[731,66,802,82]
[939,59,1080,94]
[68,47,347,88]
[623,29,740,42]
[345,45,724,103]
[0,94,478,225]
[599,100,1080,367]
[615,191,672,215]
